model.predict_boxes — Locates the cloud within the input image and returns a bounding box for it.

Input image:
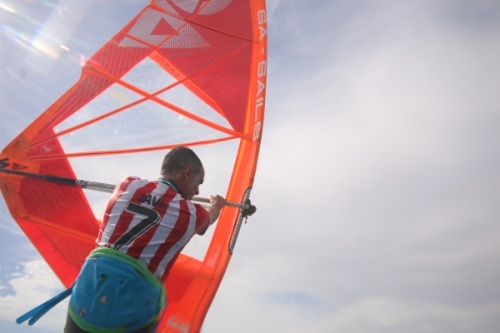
[202,1,500,332]
[0,260,67,331]
[317,297,500,333]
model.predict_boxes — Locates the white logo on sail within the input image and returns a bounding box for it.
[119,8,208,49]
[167,0,233,15]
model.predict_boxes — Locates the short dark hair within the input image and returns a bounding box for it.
[161,146,203,176]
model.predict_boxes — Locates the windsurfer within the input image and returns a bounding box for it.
[64,146,226,333]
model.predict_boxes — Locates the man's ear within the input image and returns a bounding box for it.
[182,167,192,180]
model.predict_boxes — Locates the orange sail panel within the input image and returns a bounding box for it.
[0,0,267,332]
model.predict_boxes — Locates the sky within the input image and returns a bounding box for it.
[1,0,500,332]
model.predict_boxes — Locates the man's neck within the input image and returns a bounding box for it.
[157,177,179,192]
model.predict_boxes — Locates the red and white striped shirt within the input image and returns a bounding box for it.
[96,176,209,281]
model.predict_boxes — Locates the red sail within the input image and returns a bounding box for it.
[0,1,267,331]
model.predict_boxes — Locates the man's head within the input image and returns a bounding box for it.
[161,146,205,200]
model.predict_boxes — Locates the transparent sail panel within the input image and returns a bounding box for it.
[57,99,228,153]
[55,56,233,154]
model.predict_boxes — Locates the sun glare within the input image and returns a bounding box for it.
[32,37,60,58]
[0,2,15,14]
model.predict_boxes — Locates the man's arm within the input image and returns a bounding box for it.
[208,195,226,225]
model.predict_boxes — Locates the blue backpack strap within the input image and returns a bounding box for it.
[16,286,73,326]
